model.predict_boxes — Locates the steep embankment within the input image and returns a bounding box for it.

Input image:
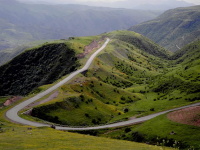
[129,5,200,52]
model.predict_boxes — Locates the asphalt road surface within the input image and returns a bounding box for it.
[6,38,200,130]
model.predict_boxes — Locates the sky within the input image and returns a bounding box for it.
[18,0,200,5]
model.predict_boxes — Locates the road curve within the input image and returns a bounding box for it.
[6,38,110,127]
[6,38,200,130]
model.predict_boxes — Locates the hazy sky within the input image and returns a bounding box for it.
[18,0,200,5]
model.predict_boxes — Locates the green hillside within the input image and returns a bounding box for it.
[70,36,200,150]
[26,31,199,127]
[27,31,171,126]
[97,114,200,150]
[0,40,52,66]
[1,31,199,149]
[0,99,173,150]
[129,5,200,52]
[0,41,81,96]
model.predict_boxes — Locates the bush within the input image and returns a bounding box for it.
[124,108,129,113]
[150,108,155,111]
[125,128,131,133]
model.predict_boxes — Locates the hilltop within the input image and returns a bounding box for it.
[0,41,80,96]
[129,5,200,52]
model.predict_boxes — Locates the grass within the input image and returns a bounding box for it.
[1,30,200,150]
[0,103,174,150]
[23,31,200,127]
[0,127,174,150]
[99,114,200,149]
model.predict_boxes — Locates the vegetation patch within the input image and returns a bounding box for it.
[79,114,200,150]
[21,31,200,127]
[0,43,80,96]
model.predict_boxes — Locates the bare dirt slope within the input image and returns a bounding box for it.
[168,106,200,127]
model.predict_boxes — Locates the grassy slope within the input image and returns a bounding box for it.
[0,40,52,66]
[1,31,199,149]
[99,114,200,150]
[0,98,174,150]
[0,35,102,96]
[92,38,200,150]
[27,31,199,127]
[129,5,200,52]
[29,31,169,125]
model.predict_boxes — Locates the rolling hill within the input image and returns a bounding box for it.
[30,31,199,129]
[1,31,198,127]
[0,30,199,149]
[129,5,200,52]
[0,41,80,96]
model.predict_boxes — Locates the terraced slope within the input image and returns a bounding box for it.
[129,5,200,52]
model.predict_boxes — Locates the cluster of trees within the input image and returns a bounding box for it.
[0,43,80,96]
[115,61,137,76]
[104,78,133,88]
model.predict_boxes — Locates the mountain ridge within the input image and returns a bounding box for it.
[0,0,161,51]
[129,5,200,52]
[0,0,163,66]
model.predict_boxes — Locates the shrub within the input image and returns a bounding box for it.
[124,108,129,113]
[150,108,155,111]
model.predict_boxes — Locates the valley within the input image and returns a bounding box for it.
[129,5,200,52]
[0,0,162,66]
[0,1,200,150]
[0,30,199,149]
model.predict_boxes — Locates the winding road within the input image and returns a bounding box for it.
[6,38,200,131]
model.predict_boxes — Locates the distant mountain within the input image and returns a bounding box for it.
[129,5,200,52]
[134,0,194,10]
[0,0,161,59]
[19,0,194,10]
